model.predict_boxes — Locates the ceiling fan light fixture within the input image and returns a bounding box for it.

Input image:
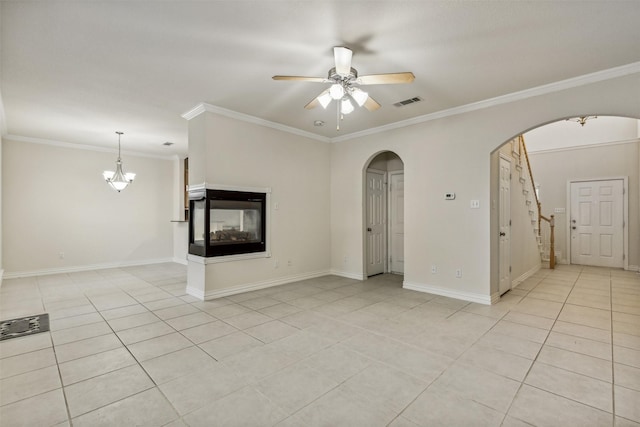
[329,83,345,100]
[318,92,332,109]
[341,98,354,114]
[351,88,368,107]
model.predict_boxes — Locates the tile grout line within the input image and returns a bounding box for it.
[499,267,586,423]
[609,270,616,423]
[36,273,75,427]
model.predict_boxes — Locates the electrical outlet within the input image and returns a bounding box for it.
[470,200,480,209]
[287,260,292,267]
[274,260,279,268]
[343,256,348,265]
[455,268,463,278]
[431,265,437,274]
[59,252,65,259]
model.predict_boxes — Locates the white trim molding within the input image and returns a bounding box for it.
[512,263,542,288]
[3,134,175,160]
[188,270,331,300]
[403,280,494,305]
[527,138,640,155]
[329,269,366,281]
[181,102,331,143]
[2,258,176,279]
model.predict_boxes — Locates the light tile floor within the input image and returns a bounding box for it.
[1,263,639,426]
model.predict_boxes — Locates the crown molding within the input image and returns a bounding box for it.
[332,61,640,143]
[2,134,176,160]
[182,102,331,143]
[526,137,639,155]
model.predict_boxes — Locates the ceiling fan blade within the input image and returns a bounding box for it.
[334,47,353,76]
[272,75,326,83]
[363,96,381,111]
[358,72,415,85]
[304,89,330,110]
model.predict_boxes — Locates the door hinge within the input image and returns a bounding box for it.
[509,266,512,272]
[623,254,626,260]
[509,219,512,226]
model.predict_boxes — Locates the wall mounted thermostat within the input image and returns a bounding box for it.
[445,193,456,200]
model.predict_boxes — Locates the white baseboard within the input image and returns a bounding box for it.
[512,263,542,288]
[628,265,639,272]
[2,258,176,279]
[172,257,189,266]
[190,269,332,300]
[0,269,3,289]
[403,281,493,305]
[329,269,365,281]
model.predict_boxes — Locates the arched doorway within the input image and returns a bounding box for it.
[363,151,405,277]
[490,115,638,296]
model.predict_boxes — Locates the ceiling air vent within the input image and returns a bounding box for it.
[393,96,423,107]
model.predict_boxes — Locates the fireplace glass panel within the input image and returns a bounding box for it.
[192,200,206,248]
[189,189,267,257]
[210,200,262,245]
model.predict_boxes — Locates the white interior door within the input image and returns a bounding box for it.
[499,156,511,295]
[366,170,386,276]
[389,172,405,274]
[570,179,624,267]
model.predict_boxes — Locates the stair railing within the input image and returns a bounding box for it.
[518,135,555,269]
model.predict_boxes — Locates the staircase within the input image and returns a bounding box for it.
[512,136,555,269]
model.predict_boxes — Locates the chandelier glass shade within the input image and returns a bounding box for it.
[103,131,135,192]
[566,116,597,126]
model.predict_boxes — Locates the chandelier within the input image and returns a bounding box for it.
[566,116,597,127]
[103,131,136,192]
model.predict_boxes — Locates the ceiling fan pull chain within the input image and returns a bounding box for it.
[336,101,340,131]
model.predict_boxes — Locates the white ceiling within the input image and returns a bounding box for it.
[2,1,640,156]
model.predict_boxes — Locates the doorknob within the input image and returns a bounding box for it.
[367,227,372,232]
[571,219,576,223]
[499,232,506,236]
[572,226,576,230]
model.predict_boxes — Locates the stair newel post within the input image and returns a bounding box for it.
[537,201,542,237]
[549,214,555,269]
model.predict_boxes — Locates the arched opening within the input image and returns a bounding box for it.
[490,115,639,296]
[362,151,405,278]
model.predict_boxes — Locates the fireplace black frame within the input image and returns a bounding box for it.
[189,189,267,257]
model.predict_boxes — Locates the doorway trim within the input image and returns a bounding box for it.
[388,170,405,274]
[498,153,512,295]
[566,176,629,270]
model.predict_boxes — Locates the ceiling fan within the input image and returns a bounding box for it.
[273,47,415,130]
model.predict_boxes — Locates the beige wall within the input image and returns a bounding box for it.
[187,111,331,297]
[529,140,639,268]
[0,134,3,281]
[331,72,640,302]
[2,139,175,275]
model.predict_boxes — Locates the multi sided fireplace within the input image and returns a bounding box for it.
[189,188,267,257]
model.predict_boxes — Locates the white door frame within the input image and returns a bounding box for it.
[566,176,629,270]
[498,154,511,295]
[388,170,404,274]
